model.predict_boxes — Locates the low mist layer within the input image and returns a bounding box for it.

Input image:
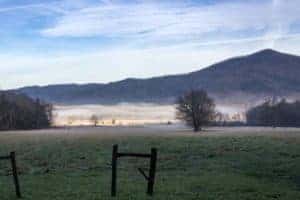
[53,103,245,126]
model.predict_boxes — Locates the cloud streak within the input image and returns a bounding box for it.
[0,2,68,15]
[41,0,300,46]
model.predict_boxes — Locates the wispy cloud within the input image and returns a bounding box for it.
[0,3,67,15]
[0,0,100,15]
[41,0,300,46]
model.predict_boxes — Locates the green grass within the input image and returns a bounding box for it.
[0,132,300,199]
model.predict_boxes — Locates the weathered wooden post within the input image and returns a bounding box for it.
[10,152,21,198]
[110,145,158,197]
[147,148,157,196]
[111,145,118,197]
[1,152,21,198]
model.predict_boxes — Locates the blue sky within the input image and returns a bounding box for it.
[0,0,300,89]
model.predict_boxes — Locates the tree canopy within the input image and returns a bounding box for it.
[246,99,300,127]
[0,92,52,130]
[176,90,215,132]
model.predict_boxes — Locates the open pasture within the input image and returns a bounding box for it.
[0,126,300,200]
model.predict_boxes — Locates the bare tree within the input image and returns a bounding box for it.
[90,115,99,126]
[176,89,215,132]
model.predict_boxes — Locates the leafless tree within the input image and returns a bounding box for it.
[176,89,215,132]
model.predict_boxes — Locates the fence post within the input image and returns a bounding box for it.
[147,148,157,196]
[10,152,21,198]
[111,145,118,197]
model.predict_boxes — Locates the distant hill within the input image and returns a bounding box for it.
[12,49,300,105]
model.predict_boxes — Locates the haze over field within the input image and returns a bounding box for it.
[53,103,245,126]
[53,103,176,126]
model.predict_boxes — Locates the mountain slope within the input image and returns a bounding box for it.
[13,49,300,104]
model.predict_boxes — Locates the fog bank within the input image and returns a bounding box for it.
[53,103,245,126]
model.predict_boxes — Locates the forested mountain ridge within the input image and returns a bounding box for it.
[12,49,300,105]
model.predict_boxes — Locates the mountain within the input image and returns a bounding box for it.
[12,49,300,105]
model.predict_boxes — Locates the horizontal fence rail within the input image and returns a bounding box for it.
[0,156,11,160]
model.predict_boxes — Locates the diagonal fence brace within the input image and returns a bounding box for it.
[138,168,149,181]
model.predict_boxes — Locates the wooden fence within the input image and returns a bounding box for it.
[111,144,158,197]
[1,147,159,198]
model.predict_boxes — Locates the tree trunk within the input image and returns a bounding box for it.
[193,126,202,132]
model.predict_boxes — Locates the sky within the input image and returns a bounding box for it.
[0,0,300,89]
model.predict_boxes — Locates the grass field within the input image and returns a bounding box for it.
[0,126,300,199]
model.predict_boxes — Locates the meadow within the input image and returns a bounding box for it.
[0,126,300,200]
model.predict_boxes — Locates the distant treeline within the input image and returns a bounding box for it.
[0,92,53,130]
[246,99,300,127]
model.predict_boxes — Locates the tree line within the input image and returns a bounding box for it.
[246,99,300,127]
[1,88,299,131]
[0,92,53,130]
[176,90,300,131]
